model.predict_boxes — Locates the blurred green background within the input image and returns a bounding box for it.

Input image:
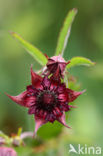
[0,0,103,155]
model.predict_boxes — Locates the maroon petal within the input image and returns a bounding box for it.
[59,63,66,72]
[25,96,36,107]
[28,105,36,114]
[53,107,62,117]
[53,66,60,77]
[57,112,71,128]
[34,116,47,136]
[42,111,47,120]
[47,64,57,75]
[48,113,55,122]
[6,91,29,107]
[27,85,35,92]
[31,67,42,88]
[68,89,85,102]
[7,90,36,108]
[58,93,68,102]
[47,59,55,65]
[42,76,51,89]
[57,84,66,93]
[50,76,60,89]
[50,55,66,63]
[59,103,70,111]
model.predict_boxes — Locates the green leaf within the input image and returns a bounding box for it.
[55,8,77,56]
[67,56,95,69]
[10,32,47,66]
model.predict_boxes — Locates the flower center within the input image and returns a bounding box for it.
[37,90,57,110]
[42,93,54,105]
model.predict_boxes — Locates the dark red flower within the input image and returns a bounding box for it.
[44,55,70,80]
[7,67,84,136]
[0,147,17,156]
